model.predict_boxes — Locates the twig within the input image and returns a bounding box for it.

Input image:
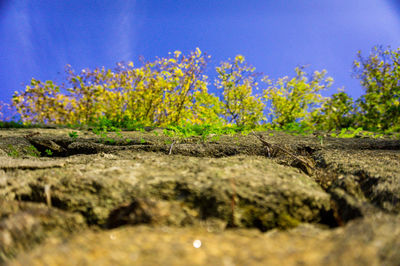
[168,140,176,155]
[251,132,315,171]
[24,132,41,139]
[251,133,272,157]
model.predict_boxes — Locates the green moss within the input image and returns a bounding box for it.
[276,213,301,229]
[7,145,20,158]
[26,145,41,157]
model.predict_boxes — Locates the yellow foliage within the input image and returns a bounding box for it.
[13,49,333,130]
[215,55,265,127]
[12,49,223,127]
[264,67,333,128]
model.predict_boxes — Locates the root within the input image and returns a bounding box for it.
[251,132,315,172]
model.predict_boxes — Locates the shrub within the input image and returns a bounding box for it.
[353,46,400,131]
[215,55,265,128]
[145,48,214,126]
[65,65,110,124]
[12,48,222,127]
[12,79,75,124]
[264,66,333,128]
[312,90,355,131]
[64,48,214,126]
[191,88,224,125]
[10,46,398,134]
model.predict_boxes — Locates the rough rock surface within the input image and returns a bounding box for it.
[0,128,399,265]
[0,200,86,263]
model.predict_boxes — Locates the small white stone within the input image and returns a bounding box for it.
[193,239,202,248]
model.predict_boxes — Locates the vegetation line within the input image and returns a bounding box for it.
[1,46,399,138]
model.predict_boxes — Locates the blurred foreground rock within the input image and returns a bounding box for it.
[10,214,400,266]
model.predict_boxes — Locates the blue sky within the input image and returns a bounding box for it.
[1,0,400,105]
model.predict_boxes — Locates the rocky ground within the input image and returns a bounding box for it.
[0,128,399,265]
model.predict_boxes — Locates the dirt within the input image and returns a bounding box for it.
[0,128,399,265]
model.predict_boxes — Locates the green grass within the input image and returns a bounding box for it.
[0,121,32,128]
[1,116,398,143]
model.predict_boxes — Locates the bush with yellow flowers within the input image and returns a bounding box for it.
[12,48,223,127]
[10,46,400,134]
[215,55,265,128]
[9,49,342,131]
[263,66,333,129]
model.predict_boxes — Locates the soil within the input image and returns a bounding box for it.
[0,128,399,265]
